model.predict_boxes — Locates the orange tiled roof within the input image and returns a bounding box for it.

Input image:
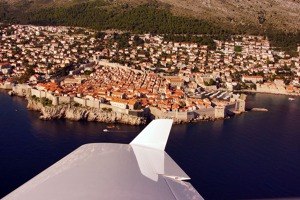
[0,62,9,66]
[243,75,263,78]
[111,97,127,104]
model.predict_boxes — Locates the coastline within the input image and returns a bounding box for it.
[236,89,300,97]
[26,97,218,125]
[1,88,226,125]
[4,84,296,127]
[27,98,147,125]
[5,85,287,125]
[0,88,146,125]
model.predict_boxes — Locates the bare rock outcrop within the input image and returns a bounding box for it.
[159,0,300,32]
[27,99,146,125]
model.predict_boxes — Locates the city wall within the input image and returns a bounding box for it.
[0,83,13,90]
[11,85,243,120]
[25,87,141,116]
[26,87,146,117]
[12,84,32,96]
[194,107,215,118]
[225,103,236,110]
[149,107,195,122]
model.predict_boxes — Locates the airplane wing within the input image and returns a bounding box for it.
[3,119,204,200]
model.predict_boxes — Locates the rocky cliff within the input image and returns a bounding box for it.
[27,99,147,125]
[159,0,300,32]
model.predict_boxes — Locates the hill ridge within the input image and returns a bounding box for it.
[0,0,300,33]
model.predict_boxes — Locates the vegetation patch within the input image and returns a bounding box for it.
[0,1,299,53]
[40,97,52,106]
[30,95,52,106]
[102,107,112,112]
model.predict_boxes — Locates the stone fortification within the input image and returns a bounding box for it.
[9,84,246,125]
[27,99,146,125]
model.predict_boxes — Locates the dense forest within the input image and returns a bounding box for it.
[0,0,299,53]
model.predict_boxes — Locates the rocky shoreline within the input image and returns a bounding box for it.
[27,98,217,125]
[27,98,222,125]
[2,88,237,125]
[27,99,147,125]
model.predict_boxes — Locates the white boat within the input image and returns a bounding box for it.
[288,97,295,101]
[103,129,109,132]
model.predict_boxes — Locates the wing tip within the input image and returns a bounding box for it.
[130,119,174,150]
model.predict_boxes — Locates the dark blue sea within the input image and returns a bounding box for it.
[1,90,300,200]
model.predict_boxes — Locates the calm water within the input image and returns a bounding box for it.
[1,90,300,199]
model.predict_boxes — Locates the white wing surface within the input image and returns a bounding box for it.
[130,118,173,150]
[3,119,204,200]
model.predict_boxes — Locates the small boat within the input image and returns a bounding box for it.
[103,129,109,132]
[288,97,295,101]
[251,108,268,112]
[106,125,120,130]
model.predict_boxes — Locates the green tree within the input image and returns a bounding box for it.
[234,46,242,52]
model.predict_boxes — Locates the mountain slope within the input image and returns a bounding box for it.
[159,0,300,32]
[1,0,300,32]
